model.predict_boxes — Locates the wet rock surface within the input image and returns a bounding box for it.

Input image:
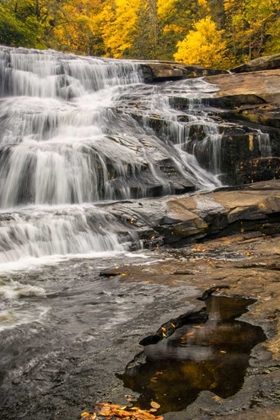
[105,179,280,248]
[138,61,226,82]
[110,231,280,420]
[1,52,280,420]
[1,183,279,420]
[136,56,280,186]
[204,66,280,184]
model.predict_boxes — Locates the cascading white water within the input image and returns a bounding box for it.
[0,46,226,270]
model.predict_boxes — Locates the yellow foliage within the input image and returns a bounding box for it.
[197,0,210,14]
[174,17,227,68]
[224,0,236,12]
[100,0,141,57]
[52,0,104,54]
[163,24,185,35]
[157,0,176,20]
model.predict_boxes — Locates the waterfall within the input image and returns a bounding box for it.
[0,47,224,268]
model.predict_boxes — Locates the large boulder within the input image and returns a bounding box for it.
[139,61,226,82]
[108,179,280,248]
[204,68,280,184]
[231,54,280,73]
[206,69,280,104]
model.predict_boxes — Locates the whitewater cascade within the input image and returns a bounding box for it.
[0,46,260,268]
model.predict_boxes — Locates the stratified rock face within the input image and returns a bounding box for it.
[107,179,280,248]
[139,61,226,82]
[138,57,280,186]
[203,66,280,185]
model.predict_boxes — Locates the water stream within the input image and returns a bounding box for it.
[0,47,271,274]
[0,47,229,322]
[0,47,269,419]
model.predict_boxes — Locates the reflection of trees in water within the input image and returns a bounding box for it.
[120,297,266,414]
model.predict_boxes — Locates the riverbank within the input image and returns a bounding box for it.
[0,181,280,420]
[112,232,280,419]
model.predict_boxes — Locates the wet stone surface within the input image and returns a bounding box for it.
[0,233,280,419]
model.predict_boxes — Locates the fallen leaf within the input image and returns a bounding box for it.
[92,402,162,419]
[81,413,96,420]
[212,395,223,404]
[150,401,160,410]
[99,409,111,416]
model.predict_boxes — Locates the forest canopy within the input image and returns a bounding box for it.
[0,0,279,68]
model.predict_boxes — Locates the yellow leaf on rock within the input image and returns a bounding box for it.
[99,409,111,416]
[150,401,160,409]
[212,395,223,404]
[81,413,96,420]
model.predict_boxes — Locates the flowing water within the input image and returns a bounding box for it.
[0,47,268,419]
[0,47,229,327]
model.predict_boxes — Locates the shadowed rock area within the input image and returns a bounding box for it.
[103,179,280,248]
[100,230,280,420]
[137,55,280,185]
[0,181,280,420]
[1,51,280,420]
[91,180,280,419]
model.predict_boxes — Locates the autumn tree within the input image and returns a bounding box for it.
[126,0,159,59]
[207,0,225,29]
[174,16,227,68]
[156,0,209,60]
[224,0,280,65]
[0,0,280,67]
[52,0,105,55]
[243,0,280,58]
[100,0,141,58]
[0,1,47,48]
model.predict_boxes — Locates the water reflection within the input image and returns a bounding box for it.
[119,297,266,414]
